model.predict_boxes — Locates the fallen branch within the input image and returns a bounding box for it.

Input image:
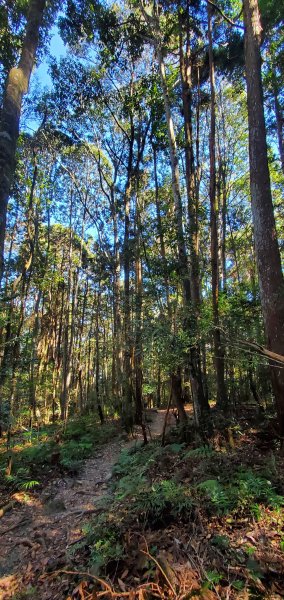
[67,535,86,547]
[44,569,164,599]
[52,507,100,522]
[0,500,17,518]
[140,549,176,595]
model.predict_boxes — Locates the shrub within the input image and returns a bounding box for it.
[82,514,124,573]
[134,479,193,526]
[197,469,284,516]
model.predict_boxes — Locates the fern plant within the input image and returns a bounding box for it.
[197,479,232,514]
[185,445,215,459]
[134,479,193,526]
[197,470,284,516]
[83,513,124,573]
[20,480,40,491]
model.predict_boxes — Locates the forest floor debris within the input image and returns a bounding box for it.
[0,409,283,599]
[0,417,125,599]
[0,410,174,599]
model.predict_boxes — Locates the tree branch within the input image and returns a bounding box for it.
[206,0,244,29]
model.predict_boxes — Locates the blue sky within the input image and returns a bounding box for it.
[25,26,66,133]
[33,26,66,89]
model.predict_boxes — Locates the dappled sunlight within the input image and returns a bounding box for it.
[0,573,22,600]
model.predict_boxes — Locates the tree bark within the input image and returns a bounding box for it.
[179,5,200,308]
[134,207,147,443]
[0,0,46,282]
[273,86,284,176]
[208,5,227,410]
[122,122,135,430]
[243,0,284,444]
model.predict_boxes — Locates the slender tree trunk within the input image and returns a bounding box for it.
[157,48,193,426]
[243,0,284,445]
[273,86,284,176]
[220,159,227,292]
[122,124,134,430]
[0,0,46,282]
[95,290,104,424]
[208,5,227,410]
[158,43,211,425]
[179,5,211,421]
[179,5,200,307]
[153,144,171,315]
[29,290,42,419]
[134,208,147,443]
[112,189,123,407]
[60,193,74,421]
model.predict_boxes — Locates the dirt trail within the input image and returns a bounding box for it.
[0,411,170,600]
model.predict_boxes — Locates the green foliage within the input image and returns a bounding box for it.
[112,443,163,499]
[60,436,93,471]
[82,513,123,573]
[113,442,162,479]
[134,480,193,526]
[211,534,230,550]
[185,445,214,459]
[0,419,118,489]
[198,479,231,515]
[166,442,186,453]
[232,579,245,591]
[197,470,284,516]
[20,480,40,491]
[115,473,147,499]
[202,570,222,590]
[19,441,57,467]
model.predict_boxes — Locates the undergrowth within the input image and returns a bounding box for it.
[197,469,284,517]
[77,437,284,599]
[0,417,118,492]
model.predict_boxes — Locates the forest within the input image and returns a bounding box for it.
[0,0,284,598]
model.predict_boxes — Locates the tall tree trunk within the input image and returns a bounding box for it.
[95,290,104,424]
[157,47,189,426]
[29,290,42,419]
[220,159,227,292]
[243,0,284,445]
[273,86,284,176]
[208,5,227,410]
[0,0,46,282]
[111,187,123,408]
[153,144,171,315]
[179,5,200,307]
[122,122,135,430]
[134,207,147,443]
[60,193,74,421]
[179,4,210,422]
